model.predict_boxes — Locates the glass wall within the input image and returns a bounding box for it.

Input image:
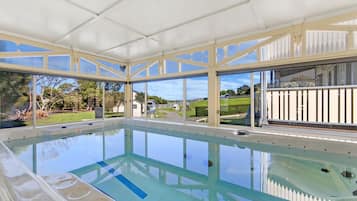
[0,71,33,128]
[185,76,208,123]
[266,61,357,125]
[35,75,103,126]
[269,62,357,88]
[104,82,124,118]
[219,73,252,126]
[147,79,183,122]
[131,76,209,124]
[132,82,146,118]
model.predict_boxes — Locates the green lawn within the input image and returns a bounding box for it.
[189,97,250,108]
[32,111,95,126]
[186,97,251,117]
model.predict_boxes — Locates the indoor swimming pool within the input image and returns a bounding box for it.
[5,125,357,201]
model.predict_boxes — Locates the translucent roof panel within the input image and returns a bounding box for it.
[105,0,247,35]
[0,0,356,61]
[60,18,142,53]
[0,0,92,41]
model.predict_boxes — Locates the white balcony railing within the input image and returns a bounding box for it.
[267,85,357,125]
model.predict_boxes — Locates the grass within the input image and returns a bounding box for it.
[1,97,250,127]
[105,112,124,118]
[33,111,95,126]
[186,97,251,117]
[33,111,125,126]
[1,111,124,128]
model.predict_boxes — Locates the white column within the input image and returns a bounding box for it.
[144,82,148,118]
[102,82,105,120]
[250,73,255,128]
[183,78,187,121]
[124,82,133,118]
[260,71,268,125]
[208,46,219,127]
[32,76,37,128]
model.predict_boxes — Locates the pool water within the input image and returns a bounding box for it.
[6,125,357,201]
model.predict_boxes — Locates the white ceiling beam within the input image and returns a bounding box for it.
[100,0,251,54]
[54,0,125,43]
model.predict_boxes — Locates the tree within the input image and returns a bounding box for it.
[148,96,168,104]
[135,92,145,113]
[236,85,250,95]
[104,83,124,112]
[0,72,31,120]
[78,80,102,111]
[36,76,66,112]
[226,89,236,96]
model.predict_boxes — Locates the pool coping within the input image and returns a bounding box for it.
[1,117,357,155]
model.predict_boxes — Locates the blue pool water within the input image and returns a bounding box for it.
[6,125,357,201]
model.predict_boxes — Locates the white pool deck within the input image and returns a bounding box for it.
[0,118,356,201]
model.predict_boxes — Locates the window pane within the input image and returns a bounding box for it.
[132,83,146,118]
[220,73,251,126]
[0,71,32,128]
[35,76,103,126]
[147,79,183,122]
[267,61,357,125]
[104,82,124,118]
[185,76,208,123]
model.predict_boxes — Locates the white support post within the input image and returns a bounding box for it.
[208,45,219,127]
[183,78,187,121]
[348,30,354,50]
[77,56,81,73]
[43,55,48,70]
[102,82,105,120]
[250,73,255,128]
[260,71,268,126]
[301,29,306,56]
[32,75,37,128]
[124,82,133,118]
[163,59,167,75]
[144,82,148,118]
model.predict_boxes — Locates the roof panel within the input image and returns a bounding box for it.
[105,0,247,35]
[118,4,260,59]
[60,18,142,53]
[0,0,92,41]
[69,0,119,13]
[106,37,161,59]
[252,0,357,27]
[0,0,357,61]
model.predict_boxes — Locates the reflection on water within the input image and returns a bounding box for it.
[6,126,357,201]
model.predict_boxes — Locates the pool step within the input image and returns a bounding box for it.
[42,173,114,201]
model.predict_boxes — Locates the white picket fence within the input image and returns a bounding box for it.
[267,86,357,125]
[266,179,330,201]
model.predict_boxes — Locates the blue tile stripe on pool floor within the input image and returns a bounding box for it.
[97,161,148,199]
